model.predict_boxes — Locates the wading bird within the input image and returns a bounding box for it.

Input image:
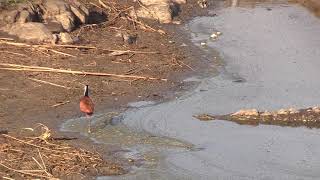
[80,85,95,133]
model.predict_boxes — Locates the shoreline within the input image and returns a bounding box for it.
[1,0,320,179]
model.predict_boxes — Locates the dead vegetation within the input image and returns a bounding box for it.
[0,124,126,179]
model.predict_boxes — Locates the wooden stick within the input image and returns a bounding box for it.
[29,78,71,89]
[98,0,111,11]
[104,49,159,54]
[125,16,166,35]
[179,60,195,71]
[0,40,76,57]
[0,40,32,47]
[2,176,15,180]
[52,101,70,107]
[37,149,52,177]
[46,48,76,57]
[32,157,44,170]
[3,176,15,180]
[50,44,97,49]
[0,40,157,56]
[0,63,168,81]
[0,50,28,57]
[0,37,14,41]
[0,63,54,70]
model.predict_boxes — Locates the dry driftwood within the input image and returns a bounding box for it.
[0,63,168,81]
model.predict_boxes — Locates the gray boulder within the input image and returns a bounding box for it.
[1,22,57,43]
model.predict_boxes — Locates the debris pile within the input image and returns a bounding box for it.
[0,124,126,179]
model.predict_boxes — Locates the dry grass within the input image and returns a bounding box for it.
[0,124,125,179]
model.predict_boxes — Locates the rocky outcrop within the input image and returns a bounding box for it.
[0,0,90,43]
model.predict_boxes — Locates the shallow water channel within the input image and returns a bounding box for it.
[63,1,320,179]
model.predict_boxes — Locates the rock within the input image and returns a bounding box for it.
[198,0,208,8]
[45,20,65,33]
[70,0,89,24]
[131,0,182,23]
[59,32,74,44]
[1,22,56,43]
[55,11,76,32]
[70,5,86,24]
[231,109,259,116]
[288,108,299,114]
[116,32,137,45]
[0,10,19,23]
[210,33,218,39]
[41,0,88,31]
[42,0,71,16]
[261,111,272,116]
[277,109,289,115]
[0,0,92,42]
[133,3,173,23]
[312,107,320,113]
[16,10,35,23]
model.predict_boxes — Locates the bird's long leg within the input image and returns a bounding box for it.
[87,115,91,133]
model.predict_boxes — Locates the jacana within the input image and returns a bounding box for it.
[80,85,95,133]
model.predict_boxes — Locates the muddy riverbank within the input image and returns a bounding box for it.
[2,0,320,179]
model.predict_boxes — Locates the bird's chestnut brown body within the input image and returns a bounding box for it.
[80,96,94,116]
[80,85,94,116]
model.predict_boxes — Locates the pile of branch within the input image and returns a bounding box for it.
[96,0,166,34]
[0,124,125,179]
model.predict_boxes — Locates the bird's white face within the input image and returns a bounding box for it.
[84,85,89,96]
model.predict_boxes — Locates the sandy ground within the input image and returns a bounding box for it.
[117,2,320,179]
[2,0,320,179]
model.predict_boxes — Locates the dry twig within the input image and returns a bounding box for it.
[29,78,71,89]
[52,101,70,107]
[0,50,28,57]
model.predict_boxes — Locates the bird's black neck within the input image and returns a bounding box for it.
[84,85,89,96]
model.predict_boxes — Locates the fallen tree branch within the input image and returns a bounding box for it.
[0,40,158,56]
[0,40,76,57]
[0,63,167,81]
